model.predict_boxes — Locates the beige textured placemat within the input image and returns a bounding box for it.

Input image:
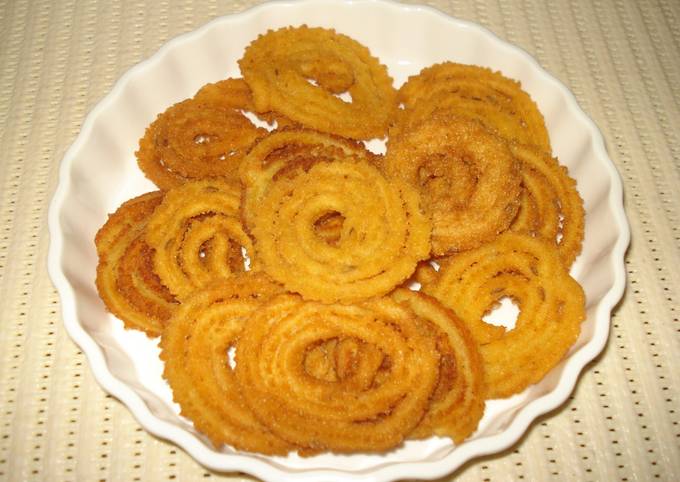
[1,0,679,480]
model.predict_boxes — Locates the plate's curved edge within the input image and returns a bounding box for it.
[46,1,631,481]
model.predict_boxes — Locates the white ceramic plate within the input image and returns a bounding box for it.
[47,1,630,480]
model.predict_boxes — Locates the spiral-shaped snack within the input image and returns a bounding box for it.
[160,273,293,455]
[391,289,486,443]
[397,62,551,152]
[145,179,254,300]
[385,113,522,256]
[239,128,381,230]
[136,83,267,189]
[239,26,398,139]
[234,293,440,453]
[95,192,177,336]
[418,232,585,399]
[249,158,431,302]
[509,143,585,268]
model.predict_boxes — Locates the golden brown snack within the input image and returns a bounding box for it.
[239,127,381,230]
[95,192,177,336]
[234,293,440,453]
[509,143,585,268]
[384,113,522,256]
[160,273,293,455]
[136,83,267,189]
[397,62,551,152]
[418,232,585,399]
[391,289,485,443]
[239,25,397,139]
[249,158,431,302]
[145,179,254,300]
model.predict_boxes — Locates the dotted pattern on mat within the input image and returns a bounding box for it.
[0,0,679,481]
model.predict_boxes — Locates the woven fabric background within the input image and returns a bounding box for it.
[1,0,678,480]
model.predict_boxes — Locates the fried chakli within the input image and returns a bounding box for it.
[391,289,485,443]
[418,232,585,399]
[160,272,293,455]
[397,62,551,152]
[239,25,397,139]
[145,179,254,300]
[384,113,522,256]
[249,158,431,303]
[239,128,381,230]
[234,293,440,454]
[136,84,267,189]
[95,192,177,336]
[509,143,585,268]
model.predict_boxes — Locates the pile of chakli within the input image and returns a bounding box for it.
[94,25,585,456]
